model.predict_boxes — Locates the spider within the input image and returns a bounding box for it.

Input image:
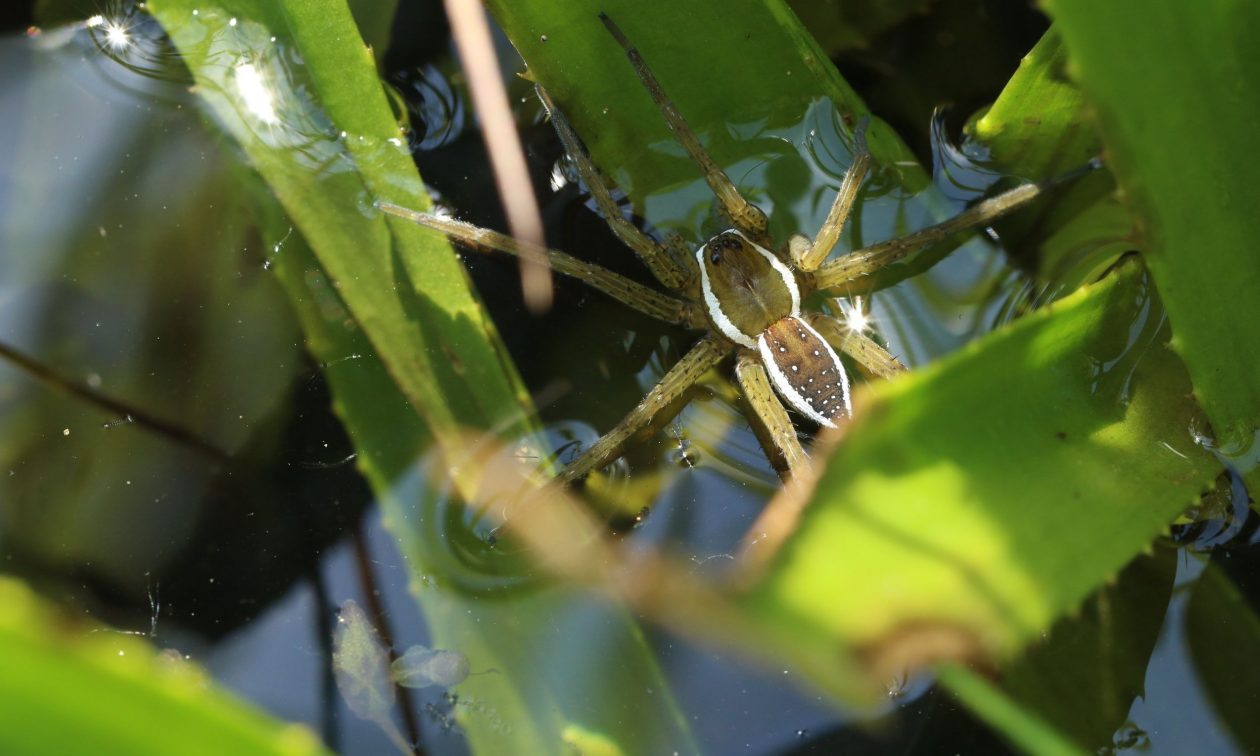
[380,14,1067,485]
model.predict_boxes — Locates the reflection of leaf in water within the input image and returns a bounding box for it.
[331,600,416,755]
[331,600,395,727]
[390,645,470,689]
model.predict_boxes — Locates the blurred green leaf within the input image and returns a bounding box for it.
[0,577,329,756]
[1044,0,1260,467]
[749,262,1219,670]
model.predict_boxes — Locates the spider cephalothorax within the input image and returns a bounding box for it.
[380,13,1072,484]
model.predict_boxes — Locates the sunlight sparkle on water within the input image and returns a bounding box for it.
[841,296,871,333]
[234,62,279,125]
[86,15,133,51]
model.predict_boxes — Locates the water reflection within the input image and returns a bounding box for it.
[390,64,466,153]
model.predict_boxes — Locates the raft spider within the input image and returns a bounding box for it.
[380,14,1070,484]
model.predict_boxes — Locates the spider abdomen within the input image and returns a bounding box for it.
[756,316,852,428]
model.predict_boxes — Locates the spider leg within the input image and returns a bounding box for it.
[734,351,810,480]
[536,86,692,292]
[805,312,906,378]
[599,13,770,241]
[811,170,1080,291]
[793,117,872,272]
[379,203,704,328]
[557,336,728,484]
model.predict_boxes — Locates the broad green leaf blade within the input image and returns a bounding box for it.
[146,0,538,473]
[970,30,1098,178]
[748,262,1219,672]
[485,0,924,217]
[1042,0,1260,464]
[0,577,328,756]
[965,28,1120,285]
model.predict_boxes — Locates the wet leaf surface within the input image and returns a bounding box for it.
[1045,0,1260,471]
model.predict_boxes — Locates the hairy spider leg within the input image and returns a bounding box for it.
[377,203,703,328]
[734,352,810,479]
[599,13,770,244]
[791,117,873,272]
[805,312,907,379]
[556,336,729,485]
[810,165,1095,292]
[535,85,692,291]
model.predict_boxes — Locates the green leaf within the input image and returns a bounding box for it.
[965,28,1120,284]
[146,0,539,477]
[1001,549,1177,751]
[1043,0,1260,466]
[970,29,1098,178]
[748,262,1219,671]
[0,577,328,756]
[484,0,925,223]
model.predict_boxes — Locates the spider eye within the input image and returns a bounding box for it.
[709,247,721,264]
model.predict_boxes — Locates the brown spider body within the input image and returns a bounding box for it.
[697,230,851,428]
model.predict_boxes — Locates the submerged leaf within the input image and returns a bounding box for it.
[331,600,394,725]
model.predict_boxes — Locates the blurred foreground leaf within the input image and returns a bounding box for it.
[0,577,328,756]
[749,262,1218,681]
